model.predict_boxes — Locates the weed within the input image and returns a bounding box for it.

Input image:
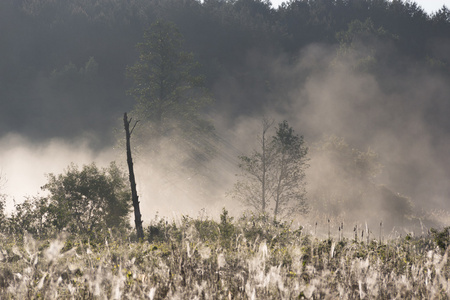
[0,211,449,299]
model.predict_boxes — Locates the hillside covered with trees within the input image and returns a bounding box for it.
[1,0,449,142]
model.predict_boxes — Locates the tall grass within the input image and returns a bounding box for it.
[0,211,448,299]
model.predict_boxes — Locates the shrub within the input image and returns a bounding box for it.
[430,227,450,251]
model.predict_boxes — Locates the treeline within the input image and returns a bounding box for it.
[1,0,449,144]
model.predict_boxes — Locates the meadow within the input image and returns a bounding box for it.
[0,210,449,299]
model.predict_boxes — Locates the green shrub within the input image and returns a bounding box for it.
[430,227,450,251]
[219,208,235,249]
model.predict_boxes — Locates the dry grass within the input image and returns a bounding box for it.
[0,212,449,299]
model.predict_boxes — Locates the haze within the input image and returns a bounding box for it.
[0,0,449,231]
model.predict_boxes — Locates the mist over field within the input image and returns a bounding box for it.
[3,1,450,298]
[1,0,450,233]
[0,134,117,212]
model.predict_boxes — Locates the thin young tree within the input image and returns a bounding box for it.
[232,118,274,214]
[231,119,308,220]
[271,121,309,220]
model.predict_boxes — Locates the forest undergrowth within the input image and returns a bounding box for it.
[0,210,449,299]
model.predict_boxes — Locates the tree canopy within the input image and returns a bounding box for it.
[42,162,131,234]
[127,20,215,162]
[1,0,449,143]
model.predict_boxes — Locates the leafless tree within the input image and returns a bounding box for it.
[124,113,145,240]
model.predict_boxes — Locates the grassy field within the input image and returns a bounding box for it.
[0,210,449,299]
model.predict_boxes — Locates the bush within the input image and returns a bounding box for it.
[430,227,450,251]
[42,162,131,235]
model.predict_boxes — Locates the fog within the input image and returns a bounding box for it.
[1,1,450,233]
[138,40,450,230]
[286,45,450,231]
[291,45,450,209]
[2,46,450,233]
[2,44,450,232]
[197,43,450,231]
[0,134,116,212]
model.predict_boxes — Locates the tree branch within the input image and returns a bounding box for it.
[130,120,140,135]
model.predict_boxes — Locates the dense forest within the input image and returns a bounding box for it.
[1,0,449,143]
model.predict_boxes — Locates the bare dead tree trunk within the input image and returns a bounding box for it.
[124,112,145,240]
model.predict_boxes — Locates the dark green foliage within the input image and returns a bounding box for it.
[41,162,131,236]
[430,227,450,251]
[2,164,132,239]
[1,0,449,142]
[147,217,183,244]
[194,218,220,243]
[127,20,214,156]
[335,18,397,71]
[219,208,235,248]
[6,196,54,238]
[0,195,6,232]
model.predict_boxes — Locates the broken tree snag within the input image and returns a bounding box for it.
[123,112,145,240]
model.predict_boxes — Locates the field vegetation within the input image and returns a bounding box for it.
[1,208,449,299]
